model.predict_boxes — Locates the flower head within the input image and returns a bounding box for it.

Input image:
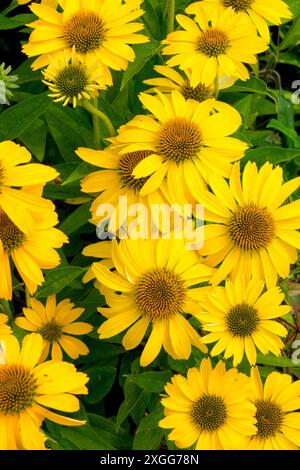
[144,65,236,101]
[16,295,93,361]
[0,63,18,105]
[199,0,292,40]
[197,161,300,287]
[23,0,149,85]
[198,278,289,365]
[0,333,88,450]
[114,90,247,203]
[43,49,106,107]
[160,358,257,449]
[76,144,168,233]
[249,367,300,449]
[92,238,215,366]
[0,141,58,228]
[0,206,68,300]
[162,3,268,87]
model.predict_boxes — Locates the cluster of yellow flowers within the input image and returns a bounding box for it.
[1,0,299,451]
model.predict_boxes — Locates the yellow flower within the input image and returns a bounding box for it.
[0,315,12,337]
[196,161,300,287]
[0,333,88,450]
[144,65,236,101]
[18,0,57,5]
[198,278,289,366]
[0,141,58,227]
[82,240,113,287]
[248,367,300,449]
[76,144,168,232]
[114,90,247,203]
[16,295,93,361]
[162,3,268,87]
[92,238,215,367]
[42,49,106,107]
[160,358,257,449]
[0,205,67,300]
[200,0,292,40]
[22,0,149,85]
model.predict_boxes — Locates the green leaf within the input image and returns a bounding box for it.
[36,266,86,298]
[18,118,47,161]
[45,105,93,161]
[133,408,164,450]
[60,425,116,450]
[116,381,150,430]
[83,366,116,404]
[126,371,172,393]
[61,162,94,185]
[267,119,300,147]
[285,0,300,16]
[0,14,35,30]
[88,414,133,450]
[223,77,277,102]
[121,40,161,90]
[280,14,300,50]
[243,146,300,165]
[142,0,161,40]
[0,92,50,140]
[59,202,91,235]
[257,353,299,368]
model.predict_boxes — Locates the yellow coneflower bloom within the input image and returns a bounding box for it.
[16,295,93,361]
[248,367,300,449]
[22,0,148,85]
[198,278,289,365]
[18,0,57,5]
[42,49,106,107]
[162,3,268,87]
[76,145,168,233]
[0,333,88,450]
[0,315,12,337]
[196,162,300,287]
[114,90,246,203]
[160,358,257,449]
[0,205,68,300]
[144,65,236,101]
[0,141,58,227]
[92,238,215,366]
[200,0,292,40]
[82,240,113,287]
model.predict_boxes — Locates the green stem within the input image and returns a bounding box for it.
[0,300,12,320]
[25,287,31,308]
[167,0,175,34]
[83,99,115,142]
[91,98,101,149]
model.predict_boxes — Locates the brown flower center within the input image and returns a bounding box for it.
[228,205,275,251]
[118,151,153,192]
[0,210,26,253]
[0,364,37,415]
[38,321,63,343]
[135,267,186,320]
[223,0,253,12]
[64,11,106,54]
[255,399,283,438]
[197,28,230,57]
[227,303,259,337]
[157,118,202,163]
[55,64,88,98]
[191,394,227,431]
[181,81,212,102]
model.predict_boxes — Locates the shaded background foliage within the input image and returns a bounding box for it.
[0,0,300,450]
